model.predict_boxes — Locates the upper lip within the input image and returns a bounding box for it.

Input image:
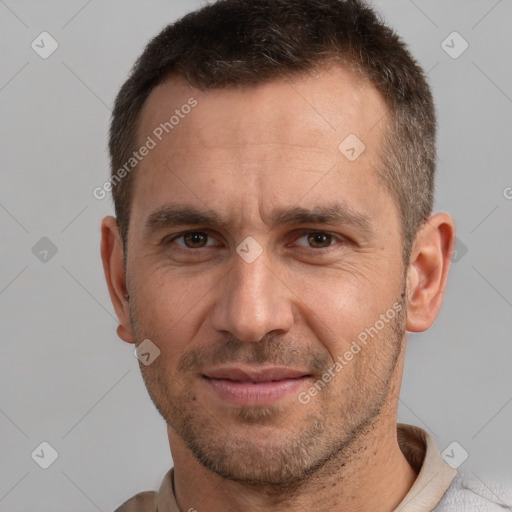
[203,366,310,383]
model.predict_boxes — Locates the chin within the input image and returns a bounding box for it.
[176,408,341,487]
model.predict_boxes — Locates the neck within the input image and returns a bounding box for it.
[168,415,417,512]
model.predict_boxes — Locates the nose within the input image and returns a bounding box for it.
[210,246,295,342]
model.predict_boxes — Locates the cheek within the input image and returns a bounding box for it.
[134,264,212,320]
[131,269,217,361]
[286,266,393,357]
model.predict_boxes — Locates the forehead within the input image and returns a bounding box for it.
[131,63,396,236]
[138,64,386,151]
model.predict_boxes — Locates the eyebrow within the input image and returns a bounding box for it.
[144,202,374,237]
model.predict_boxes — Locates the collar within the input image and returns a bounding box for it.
[394,423,457,511]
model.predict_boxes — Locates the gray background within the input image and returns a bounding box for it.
[1,1,511,510]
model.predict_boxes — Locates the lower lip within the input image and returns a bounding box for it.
[203,376,310,406]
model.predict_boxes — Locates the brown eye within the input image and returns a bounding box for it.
[292,230,348,251]
[179,232,210,248]
[306,232,333,248]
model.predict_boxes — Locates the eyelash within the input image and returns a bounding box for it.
[164,229,348,251]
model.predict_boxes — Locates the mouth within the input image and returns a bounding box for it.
[202,366,312,406]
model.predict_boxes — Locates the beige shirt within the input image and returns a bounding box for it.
[115,423,457,512]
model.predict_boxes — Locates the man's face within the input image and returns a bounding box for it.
[126,64,408,485]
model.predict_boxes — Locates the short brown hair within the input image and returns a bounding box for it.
[109,0,436,265]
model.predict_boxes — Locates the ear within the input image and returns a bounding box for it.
[100,216,134,344]
[405,212,455,332]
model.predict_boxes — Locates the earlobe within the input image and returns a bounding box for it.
[405,213,455,333]
[116,324,133,343]
[100,216,135,344]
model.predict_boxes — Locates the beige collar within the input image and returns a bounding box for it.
[394,424,457,511]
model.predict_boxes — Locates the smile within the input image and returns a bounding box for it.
[202,366,311,406]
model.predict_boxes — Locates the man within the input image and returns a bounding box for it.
[100,0,506,510]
